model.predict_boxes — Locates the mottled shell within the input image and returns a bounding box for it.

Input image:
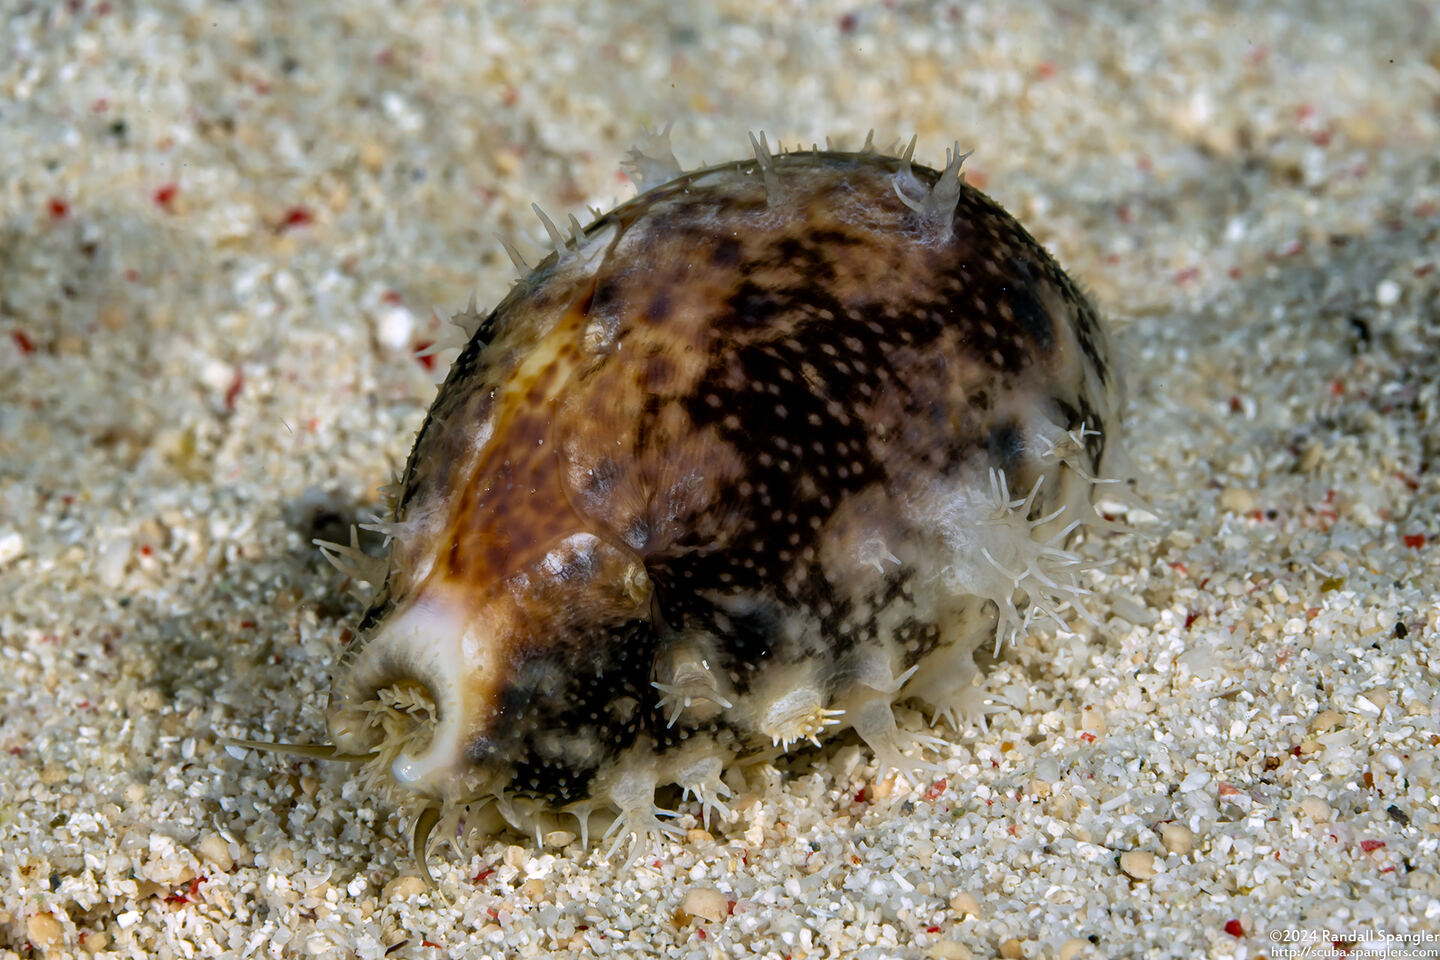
[324,140,1127,856]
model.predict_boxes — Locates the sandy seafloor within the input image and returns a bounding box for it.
[2,1,1439,958]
